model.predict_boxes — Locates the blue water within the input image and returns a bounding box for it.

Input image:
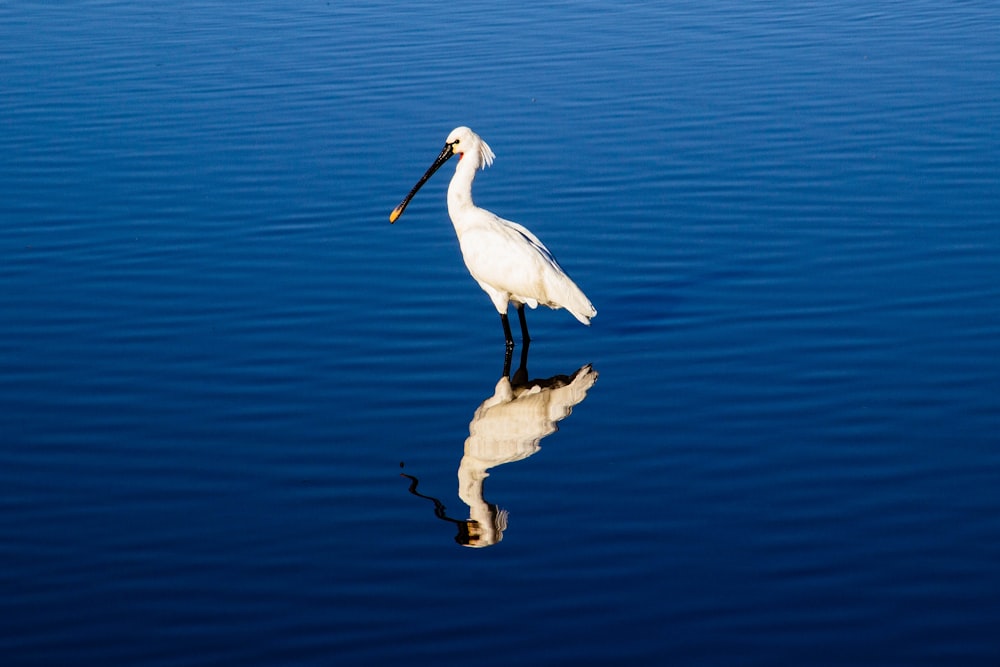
[3,1,1000,664]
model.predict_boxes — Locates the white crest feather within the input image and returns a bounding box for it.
[476,136,495,170]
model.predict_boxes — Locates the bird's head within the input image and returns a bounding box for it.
[446,126,495,171]
[389,126,495,223]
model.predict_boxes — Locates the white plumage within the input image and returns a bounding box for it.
[391,127,596,346]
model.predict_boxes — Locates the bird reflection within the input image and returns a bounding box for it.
[402,344,598,547]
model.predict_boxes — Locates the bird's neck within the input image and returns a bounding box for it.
[446,158,479,226]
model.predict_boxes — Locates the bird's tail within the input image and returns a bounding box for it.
[568,298,597,326]
[554,275,597,326]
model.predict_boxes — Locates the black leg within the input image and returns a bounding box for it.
[516,304,531,344]
[500,312,515,348]
[502,344,514,379]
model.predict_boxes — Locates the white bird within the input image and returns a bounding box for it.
[390,126,596,347]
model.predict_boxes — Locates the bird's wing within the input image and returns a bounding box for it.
[458,216,572,307]
[493,218,596,322]
[501,218,559,267]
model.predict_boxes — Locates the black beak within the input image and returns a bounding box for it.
[389,142,455,223]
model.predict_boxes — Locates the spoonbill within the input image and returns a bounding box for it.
[390,126,596,347]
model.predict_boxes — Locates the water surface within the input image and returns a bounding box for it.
[2,1,999,665]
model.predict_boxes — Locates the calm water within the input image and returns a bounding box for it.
[3,1,1000,664]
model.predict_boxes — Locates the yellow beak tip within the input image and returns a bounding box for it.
[389,208,401,224]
